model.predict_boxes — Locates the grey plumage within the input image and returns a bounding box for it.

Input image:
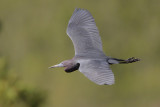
[67,8,114,85]
[49,8,140,85]
[67,8,104,57]
[79,59,114,85]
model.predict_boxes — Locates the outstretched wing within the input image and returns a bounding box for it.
[67,8,104,56]
[79,59,115,85]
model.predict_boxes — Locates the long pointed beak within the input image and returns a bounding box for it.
[49,63,64,69]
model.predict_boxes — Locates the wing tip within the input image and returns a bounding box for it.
[95,80,115,85]
[74,8,89,14]
[74,8,86,11]
[104,82,115,85]
[98,78,115,85]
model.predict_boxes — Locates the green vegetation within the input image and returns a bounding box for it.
[0,0,160,107]
[0,57,46,107]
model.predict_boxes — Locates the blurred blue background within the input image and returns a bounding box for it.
[0,0,160,107]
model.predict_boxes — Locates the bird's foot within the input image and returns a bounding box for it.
[125,57,140,63]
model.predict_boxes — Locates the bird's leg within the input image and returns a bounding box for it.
[108,57,140,65]
[112,57,140,64]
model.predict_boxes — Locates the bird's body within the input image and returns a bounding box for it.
[49,8,140,85]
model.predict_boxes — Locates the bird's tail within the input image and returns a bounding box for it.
[107,57,140,65]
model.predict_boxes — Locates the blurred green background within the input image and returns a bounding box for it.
[0,0,160,107]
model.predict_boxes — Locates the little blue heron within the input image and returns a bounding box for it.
[49,8,140,85]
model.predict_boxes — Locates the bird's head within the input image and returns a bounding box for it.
[49,60,75,68]
[49,59,80,73]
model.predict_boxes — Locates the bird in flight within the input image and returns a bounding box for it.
[49,8,140,85]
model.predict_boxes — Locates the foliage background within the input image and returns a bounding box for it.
[0,0,160,107]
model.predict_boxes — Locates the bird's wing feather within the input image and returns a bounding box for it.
[67,8,104,56]
[79,59,115,85]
